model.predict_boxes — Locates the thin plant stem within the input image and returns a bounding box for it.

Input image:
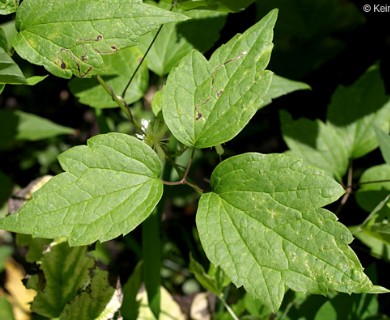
[96,75,142,131]
[162,149,203,194]
[121,1,177,98]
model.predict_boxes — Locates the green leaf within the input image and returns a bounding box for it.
[196,153,386,312]
[0,245,13,272]
[16,234,52,263]
[327,65,390,159]
[0,0,18,15]
[261,75,310,107]
[356,164,390,216]
[0,110,74,149]
[0,44,47,86]
[280,110,349,180]
[375,127,390,164]
[121,261,143,319]
[174,0,256,12]
[0,133,164,246]
[162,10,276,148]
[139,7,227,76]
[189,254,222,296]
[69,47,148,108]
[29,241,94,318]
[351,226,390,262]
[13,0,187,79]
[60,269,122,320]
[0,297,14,320]
[0,47,28,84]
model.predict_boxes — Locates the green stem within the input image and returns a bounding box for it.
[142,158,173,319]
[121,1,176,98]
[95,75,142,131]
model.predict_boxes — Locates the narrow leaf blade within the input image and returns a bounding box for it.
[0,133,163,246]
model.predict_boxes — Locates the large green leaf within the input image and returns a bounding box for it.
[0,133,163,246]
[196,153,387,312]
[280,111,349,180]
[281,65,390,179]
[29,242,94,318]
[69,47,148,108]
[13,0,187,78]
[327,65,390,159]
[139,7,226,76]
[162,9,276,148]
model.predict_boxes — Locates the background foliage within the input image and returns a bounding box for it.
[1,0,390,319]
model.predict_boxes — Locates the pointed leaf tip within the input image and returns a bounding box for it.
[162,9,278,148]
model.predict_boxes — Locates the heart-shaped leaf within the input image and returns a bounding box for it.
[162,9,276,148]
[0,133,163,246]
[196,153,387,311]
[13,0,187,78]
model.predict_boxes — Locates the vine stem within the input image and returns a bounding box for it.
[162,149,203,194]
[95,75,142,131]
[121,1,177,98]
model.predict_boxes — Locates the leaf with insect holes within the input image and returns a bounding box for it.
[13,0,187,79]
[162,9,276,148]
[0,133,163,246]
[196,153,388,312]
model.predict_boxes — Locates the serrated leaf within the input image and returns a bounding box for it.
[0,0,18,15]
[30,242,94,318]
[280,110,349,180]
[0,133,164,246]
[174,0,255,12]
[162,10,276,148]
[196,153,386,312]
[327,65,390,159]
[69,47,148,108]
[139,6,227,76]
[13,0,187,79]
[0,110,74,149]
[375,127,390,164]
[60,269,122,320]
